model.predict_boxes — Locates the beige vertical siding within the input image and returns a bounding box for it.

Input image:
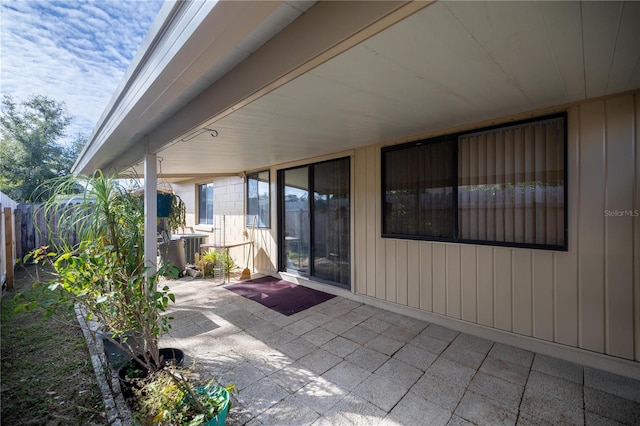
[353,91,640,361]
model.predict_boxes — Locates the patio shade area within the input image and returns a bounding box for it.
[160,277,640,425]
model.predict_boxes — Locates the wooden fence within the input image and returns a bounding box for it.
[1,192,18,289]
[15,203,81,261]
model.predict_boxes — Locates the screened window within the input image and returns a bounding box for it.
[382,114,566,250]
[198,183,214,225]
[247,171,270,228]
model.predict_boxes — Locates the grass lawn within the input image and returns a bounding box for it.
[1,264,106,425]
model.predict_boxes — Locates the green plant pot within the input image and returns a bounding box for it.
[196,385,230,426]
[157,193,173,217]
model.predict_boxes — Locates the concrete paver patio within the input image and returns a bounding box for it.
[161,277,640,425]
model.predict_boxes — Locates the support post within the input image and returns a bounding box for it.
[4,207,14,288]
[144,152,158,284]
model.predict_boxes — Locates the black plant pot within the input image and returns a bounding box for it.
[117,348,185,399]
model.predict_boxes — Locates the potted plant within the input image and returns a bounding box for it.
[20,171,182,386]
[134,370,235,426]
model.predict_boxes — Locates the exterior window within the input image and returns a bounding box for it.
[382,114,566,250]
[246,171,270,228]
[198,183,214,225]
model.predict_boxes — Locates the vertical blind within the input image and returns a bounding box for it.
[384,140,453,238]
[382,114,566,249]
[458,117,565,246]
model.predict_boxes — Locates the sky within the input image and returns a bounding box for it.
[1,0,165,145]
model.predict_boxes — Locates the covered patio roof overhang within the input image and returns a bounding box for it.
[72,0,640,181]
[71,0,639,292]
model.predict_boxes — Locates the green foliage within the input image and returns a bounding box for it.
[167,193,186,233]
[16,170,179,373]
[0,95,85,202]
[134,369,235,426]
[201,249,236,277]
[1,265,106,425]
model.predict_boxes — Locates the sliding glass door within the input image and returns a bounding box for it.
[283,166,310,274]
[280,157,350,288]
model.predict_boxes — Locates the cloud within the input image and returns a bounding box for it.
[0,0,165,144]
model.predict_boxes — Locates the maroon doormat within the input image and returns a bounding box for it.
[224,276,336,316]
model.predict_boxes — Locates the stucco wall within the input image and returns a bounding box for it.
[352,91,640,362]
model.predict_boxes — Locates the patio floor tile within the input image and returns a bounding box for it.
[352,303,384,318]
[359,316,393,334]
[248,396,321,426]
[468,371,524,412]
[262,329,297,347]
[345,346,390,372]
[374,358,423,389]
[320,318,354,335]
[393,342,438,371]
[447,415,475,426]
[442,342,487,370]
[292,378,348,415]
[236,376,290,417]
[340,324,379,345]
[427,357,477,389]
[454,390,518,425]
[452,332,494,355]
[387,390,452,426]
[319,393,388,426]
[321,360,371,392]
[352,373,409,412]
[219,360,266,391]
[585,367,640,403]
[488,343,534,368]
[519,386,584,425]
[279,337,318,360]
[159,278,640,425]
[422,324,460,343]
[526,370,583,406]
[321,336,360,358]
[480,355,530,386]
[381,323,421,342]
[245,321,281,339]
[411,372,467,412]
[364,333,405,356]
[298,348,342,375]
[268,362,316,393]
[284,319,317,336]
[409,332,451,355]
[532,353,584,385]
[301,327,337,346]
[584,386,640,424]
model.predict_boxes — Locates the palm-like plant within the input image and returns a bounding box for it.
[28,171,176,370]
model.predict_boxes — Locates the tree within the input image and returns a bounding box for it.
[0,95,85,202]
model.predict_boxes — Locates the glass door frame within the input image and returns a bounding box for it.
[277,157,351,290]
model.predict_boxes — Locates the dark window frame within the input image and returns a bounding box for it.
[197,182,214,225]
[381,113,568,251]
[246,170,271,229]
[277,156,351,289]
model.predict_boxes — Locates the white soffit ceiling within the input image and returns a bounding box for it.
[147,0,640,178]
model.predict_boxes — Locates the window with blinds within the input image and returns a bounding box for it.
[382,114,567,250]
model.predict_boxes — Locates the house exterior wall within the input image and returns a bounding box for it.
[174,176,249,266]
[352,91,640,363]
[181,91,638,372]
